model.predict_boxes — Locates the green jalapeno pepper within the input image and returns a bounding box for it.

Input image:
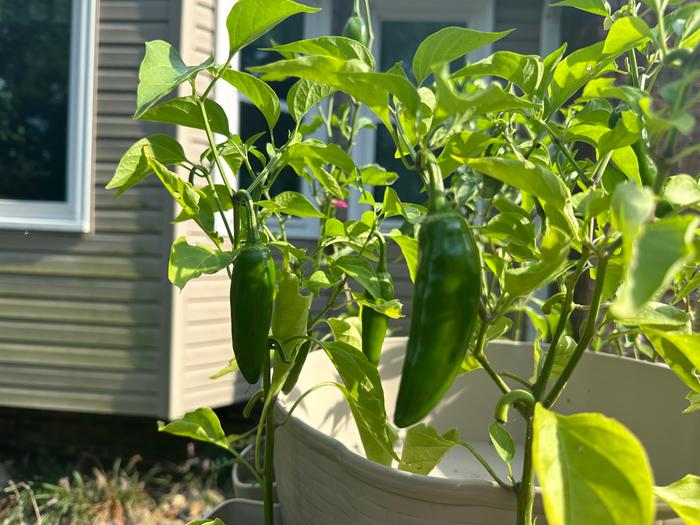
[230,190,275,384]
[342,8,369,46]
[394,153,481,428]
[361,234,394,366]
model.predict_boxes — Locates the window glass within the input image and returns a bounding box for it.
[374,20,455,204]
[0,0,72,202]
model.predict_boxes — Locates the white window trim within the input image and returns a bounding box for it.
[0,0,96,233]
[216,0,332,241]
[349,0,496,226]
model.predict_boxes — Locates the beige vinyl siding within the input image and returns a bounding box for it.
[0,0,180,417]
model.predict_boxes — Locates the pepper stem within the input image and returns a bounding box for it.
[235,189,260,243]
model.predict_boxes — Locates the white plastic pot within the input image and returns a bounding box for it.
[274,337,697,525]
[205,498,282,524]
[233,443,278,502]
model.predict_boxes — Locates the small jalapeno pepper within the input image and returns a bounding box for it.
[361,234,394,366]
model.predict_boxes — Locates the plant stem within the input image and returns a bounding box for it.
[516,416,536,525]
[473,320,511,395]
[544,253,609,407]
[262,348,275,525]
[457,441,512,490]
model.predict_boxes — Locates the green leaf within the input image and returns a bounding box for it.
[435,71,534,120]
[610,180,655,265]
[221,69,280,130]
[284,141,356,175]
[187,519,226,525]
[546,17,649,116]
[356,295,403,319]
[251,56,418,128]
[504,228,572,297]
[488,421,515,466]
[307,270,333,294]
[612,216,697,317]
[327,316,363,350]
[157,407,229,451]
[168,237,235,289]
[644,330,700,393]
[654,475,700,525]
[144,150,200,215]
[662,175,700,208]
[467,158,577,235]
[412,27,512,84]
[135,40,214,119]
[611,146,642,185]
[685,392,700,414]
[438,131,495,175]
[226,0,319,54]
[139,96,229,135]
[269,36,374,67]
[453,51,543,96]
[210,358,239,380]
[598,111,641,154]
[614,302,690,328]
[333,255,380,298]
[398,424,460,475]
[380,187,404,218]
[361,164,398,187]
[386,229,418,283]
[258,191,325,218]
[321,341,397,466]
[107,135,186,195]
[288,79,334,123]
[550,0,609,16]
[533,404,654,525]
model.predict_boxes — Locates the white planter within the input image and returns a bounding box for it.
[233,443,278,502]
[205,498,282,524]
[274,337,697,525]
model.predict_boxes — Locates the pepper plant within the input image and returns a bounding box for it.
[108,0,700,524]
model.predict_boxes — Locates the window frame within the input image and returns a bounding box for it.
[0,0,97,233]
[348,0,496,227]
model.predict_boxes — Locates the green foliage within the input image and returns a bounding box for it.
[157,408,230,451]
[398,424,460,475]
[533,405,655,525]
[168,237,236,289]
[653,475,700,525]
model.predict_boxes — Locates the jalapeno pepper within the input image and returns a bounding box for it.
[394,153,481,428]
[361,234,394,366]
[342,5,369,46]
[230,190,276,384]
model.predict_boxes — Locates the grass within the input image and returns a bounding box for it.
[0,450,235,525]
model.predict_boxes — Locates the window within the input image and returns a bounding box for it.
[350,0,496,223]
[0,0,96,232]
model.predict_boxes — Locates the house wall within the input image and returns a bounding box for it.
[0,0,181,417]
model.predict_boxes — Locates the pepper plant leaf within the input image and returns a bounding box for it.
[321,341,398,466]
[268,36,375,68]
[412,27,512,84]
[168,237,235,289]
[611,216,697,317]
[399,424,460,475]
[258,191,325,218]
[187,519,226,525]
[488,421,515,466]
[654,475,700,525]
[145,150,200,215]
[333,255,381,298]
[107,135,186,195]
[685,392,700,414]
[157,407,229,451]
[452,51,544,96]
[610,180,655,265]
[139,96,230,135]
[643,330,700,393]
[220,69,280,131]
[386,229,418,283]
[614,302,690,328]
[135,40,214,118]
[226,0,319,55]
[327,316,363,350]
[533,404,654,525]
[288,79,334,123]
[550,0,609,17]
